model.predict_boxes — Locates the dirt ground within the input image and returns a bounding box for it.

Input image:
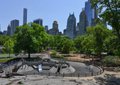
[64,54,93,62]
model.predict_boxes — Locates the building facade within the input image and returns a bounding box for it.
[48,21,60,35]
[76,0,97,36]
[64,13,76,38]
[11,19,19,35]
[77,9,88,35]
[23,8,27,25]
[0,31,2,35]
[33,19,43,26]
[7,25,11,35]
[85,0,97,26]
[7,19,19,36]
[44,25,48,32]
[3,31,7,35]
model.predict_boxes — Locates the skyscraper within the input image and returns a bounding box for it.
[85,0,92,26]
[76,0,97,36]
[8,19,19,35]
[33,19,43,26]
[48,21,59,35]
[64,13,76,38]
[53,21,58,31]
[79,9,88,35]
[0,25,2,35]
[0,31,2,35]
[23,8,27,25]
[7,25,11,35]
[3,31,7,35]
[44,25,48,32]
[85,0,97,26]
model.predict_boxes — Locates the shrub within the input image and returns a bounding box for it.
[102,56,120,66]
[50,50,64,59]
[51,55,64,59]
[50,50,57,57]
[17,81,23,84]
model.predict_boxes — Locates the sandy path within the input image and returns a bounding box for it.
[0,71,120,85]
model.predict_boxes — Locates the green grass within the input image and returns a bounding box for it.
[0,54,15,63]
[0,58,14,63]
[0,54,14,58]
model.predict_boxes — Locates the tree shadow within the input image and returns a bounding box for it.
[95,74,120,85]
[105,74,120,85]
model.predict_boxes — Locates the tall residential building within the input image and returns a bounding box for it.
[0,32,2,35]
[53,21,59,33]
[0,25,2,35]
[76,0,97,36]
[7,19,19,36]
[48,21,60,35]
[7,25,11,35]
[78,9,88,35]
[3,31,7,35]
[11,19,19,35]
[33,19,43,26]
[85,0,97,26]
[44,25,48,32]
[23,8,27,25]
[64,13,76,38]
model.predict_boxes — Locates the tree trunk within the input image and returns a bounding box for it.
[8,49,10,58]
[28,52,31,58]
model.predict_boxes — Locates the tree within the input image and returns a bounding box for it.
[87,24,111,57]
[0,35,10,45]
[47,35,54,50]
[74,34,95,56]
[48,35,74,54]
[3,38,14,57]
[41,34,52,51]
[14,23,47,58]
[104,31,116,55]
[90,0,120,56]
[81,35,95,56]
[61,37,74,54]
[91,0,120,39]
[51,35,63,51]
[104,34,120,56]
[31,23,49,52]
[74,35,86,53]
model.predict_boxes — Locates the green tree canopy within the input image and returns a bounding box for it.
[3,38,14,56]
[91,0,120,39]
[74,35,85,53]
[0,35,10,45]
[61,37,74,54]
[81,35,95,55]
[104,34,118,55]
[87,24,111,57]
[14,23,48,58]
[48,35,74,54]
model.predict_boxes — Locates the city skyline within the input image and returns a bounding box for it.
[0,0,87,32]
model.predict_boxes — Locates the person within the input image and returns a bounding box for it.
[56,63,62,74]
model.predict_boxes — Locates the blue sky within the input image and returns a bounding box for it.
[0,0,88,32]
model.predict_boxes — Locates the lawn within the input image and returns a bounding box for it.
[0,57,14,63]
[0,54,15,63]
[0,54,14,58]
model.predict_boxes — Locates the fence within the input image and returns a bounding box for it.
[22,67,104,77]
